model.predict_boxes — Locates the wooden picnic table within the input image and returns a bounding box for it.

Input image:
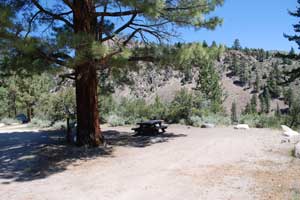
[132,120,168,135]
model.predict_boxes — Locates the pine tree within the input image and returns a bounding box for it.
[253,72,260,93]
[232,39,242,50]
[262,87,271,113]
[284,88,294,107]
[284,1,300,82]
[250,94,258,113]
[1,0,224,146]
[231,101,238,123]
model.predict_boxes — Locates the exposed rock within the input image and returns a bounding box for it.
[281,125,299,137]
[234,124,250,130]
[201,123,215,128]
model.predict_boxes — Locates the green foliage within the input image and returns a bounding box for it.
[232,39,242,50]
[52,121,67,130]
[107,114,126,127]
[259,87,271,113]
[35,87,76,122]
[287,100,300,127]
[283,88,294,107]
[29,118,51,128]
[240,114,282,128]
[0,117,20,125]
[167,89,193,123]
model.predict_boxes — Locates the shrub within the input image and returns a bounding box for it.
[240,114,282,128]
[30,118,51,128]
[167,89,193,123]
[107,114,125,127]
[0,118,21,125]
[201,114,231,126]
[189,115,203,127]
[52,121,67,130]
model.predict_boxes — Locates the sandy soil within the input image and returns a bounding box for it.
[0,124,300,200]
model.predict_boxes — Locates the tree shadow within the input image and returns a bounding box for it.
[0,129,186,184]
[103,130,186,148]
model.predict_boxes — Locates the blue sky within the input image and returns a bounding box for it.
[177,0,299,51]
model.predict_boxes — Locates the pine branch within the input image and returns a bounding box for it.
[31,0,74,29]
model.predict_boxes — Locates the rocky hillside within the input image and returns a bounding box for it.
[114,49,298,115]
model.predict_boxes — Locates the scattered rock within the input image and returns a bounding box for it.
[201,123,215,128]
[234,124,250,130]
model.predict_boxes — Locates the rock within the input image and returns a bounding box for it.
[281,125,299,137]
[295,142,300,158]
[234,124,250,130]
[0,123,5,128]
[201,123,215,128]
[150,137,166,144]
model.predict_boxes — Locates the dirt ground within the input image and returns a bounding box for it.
[0,124,300,200]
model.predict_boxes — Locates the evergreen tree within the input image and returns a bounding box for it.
[211,41,217,48]
[284,87,294,107]
[284,1,300,82]
[1,0,224,146]
[250,94,258,113]
[202,40,208,48]
[289,47,296,56]
[231,101,238,123]
[253,72,260,92]
[260,87,271,113]
[232,39,242,50]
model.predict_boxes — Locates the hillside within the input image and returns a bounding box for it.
[113,49,296,115]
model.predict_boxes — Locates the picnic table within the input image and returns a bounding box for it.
[132,120,168,135]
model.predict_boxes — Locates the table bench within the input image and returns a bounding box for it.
[132,120,168,135]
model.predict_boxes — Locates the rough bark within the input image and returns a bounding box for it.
[72,1,103,146]
[75,62,102,146]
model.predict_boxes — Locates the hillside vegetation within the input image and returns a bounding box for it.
[0,41,299,129]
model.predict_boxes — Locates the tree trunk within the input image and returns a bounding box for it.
[66,117,72,144]
[73,1,103,146]
[75,63,102,146]
[26,105,32,122]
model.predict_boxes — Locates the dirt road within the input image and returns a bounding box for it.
[0,125,299,200]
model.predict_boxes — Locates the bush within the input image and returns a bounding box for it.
[52,121,67,130]
[107,114,126,127]
[30,118,51,128]
[0,118,21,125]
[240,114,282,128]
[167,89,193,123]
[239,114,261,127]
[201,114,231,126]
[189,115,203,127]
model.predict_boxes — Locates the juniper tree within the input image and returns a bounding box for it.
[0,0,224,146]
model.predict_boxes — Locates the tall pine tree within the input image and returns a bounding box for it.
[0,0,224,146]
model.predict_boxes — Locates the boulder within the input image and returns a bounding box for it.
[201,123,215,128]
[295,142,300,159]
[234,124,250,130]
[281,125,299,137]
[0,123,5,128]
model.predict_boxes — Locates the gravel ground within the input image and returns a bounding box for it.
[0,124,299,200]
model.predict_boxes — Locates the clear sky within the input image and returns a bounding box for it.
[176,0,299,51]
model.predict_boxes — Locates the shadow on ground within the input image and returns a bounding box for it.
[0,129,185,183]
